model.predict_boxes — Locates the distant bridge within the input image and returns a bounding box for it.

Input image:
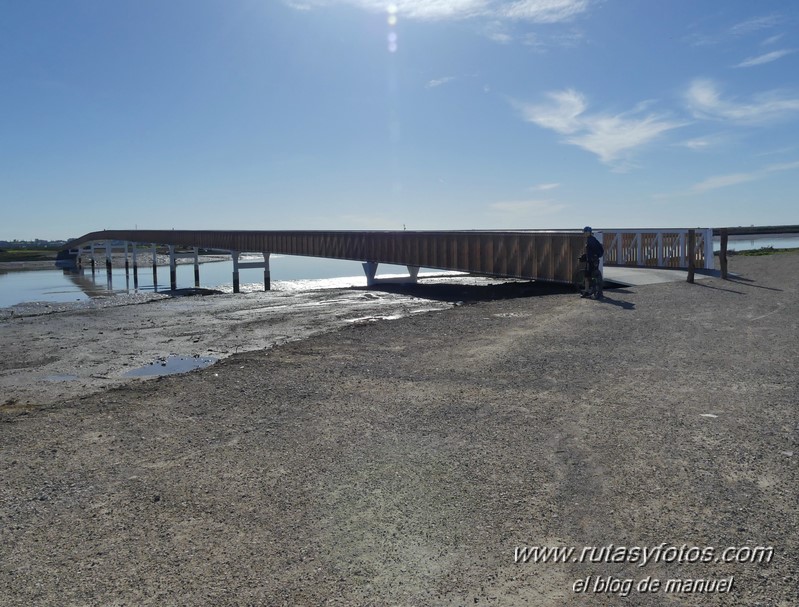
[62,228,715,292]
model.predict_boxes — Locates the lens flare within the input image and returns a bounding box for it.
[386,3,398,50]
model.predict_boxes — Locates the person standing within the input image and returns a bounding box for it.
[580,226,604,299]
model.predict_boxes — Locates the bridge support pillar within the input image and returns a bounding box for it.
[194,248,200,287]
[232,251,240,293]
[124,242,130,278]
[105,240,112,288]
[363,261,378,286]
[363,262,422,286]
[168,245,177,291]
[231,252,270,291]
[132,243,139,289]
[152,244,158,289]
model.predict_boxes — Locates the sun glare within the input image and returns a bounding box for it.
[387,3,398,52]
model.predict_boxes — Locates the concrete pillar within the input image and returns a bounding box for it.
[193,247,200,287]
[132,243,139,289]
[232,251,240,293]
[168,245,177,291]
[362,261,378,286]
[152,244,158,288]
[124,241,130,278]
[406,265,420,283]
[263,252,271,291]
[105,240,112,288]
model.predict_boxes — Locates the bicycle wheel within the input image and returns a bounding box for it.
[591,269,603,297]
[572,268,589,292]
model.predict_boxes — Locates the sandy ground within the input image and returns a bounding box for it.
[0,282,462,407]
[0,253,797,606]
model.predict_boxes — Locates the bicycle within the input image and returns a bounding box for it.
[573,254,603,299]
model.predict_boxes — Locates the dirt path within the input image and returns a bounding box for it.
[1,253,797,606]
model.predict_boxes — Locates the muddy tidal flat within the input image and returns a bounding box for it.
[1,254,797,606]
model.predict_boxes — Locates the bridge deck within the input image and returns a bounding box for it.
[65,230,588,284]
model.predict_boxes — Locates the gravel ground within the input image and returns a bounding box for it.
[1,253,797,606]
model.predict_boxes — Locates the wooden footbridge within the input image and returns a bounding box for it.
[62,228,715,291]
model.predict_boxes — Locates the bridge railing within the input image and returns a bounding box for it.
[64,229,588,284]
[600,228,714,270]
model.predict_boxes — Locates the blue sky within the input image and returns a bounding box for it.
[2,0,798,240]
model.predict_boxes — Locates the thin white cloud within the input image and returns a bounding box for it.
[499,0,590,23]
[762,34,785,46]
[764,160,799,172]
[520,29,584,50]
[480,20,514,43]
[389,0,489,20]
[283,0,313,9]
[282,0,591,23]
[691,160,799,193]
[514,89,586,134]
[754,145,798,157]
[530,182,560,191]
[514,90,686,165]
[487,31,513,43]
[729,14,781,36]
[569,115,684,164]
[676,133,730,151]
[548,29,585,48]
[426,76,457,88]
[687,13,780,46]
[680,138,712,151]
[685,79,799,124]
[734,49,795,68]
[692,173,758,193]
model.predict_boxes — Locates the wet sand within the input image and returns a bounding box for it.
[1,253,797,606]
[0,281,461,407]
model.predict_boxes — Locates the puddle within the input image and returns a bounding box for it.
[125,355,218,377]
[43,374,80,382]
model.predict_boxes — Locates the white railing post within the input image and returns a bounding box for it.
[679,232,686,267]
[596,232,604,272]
[704,228,714,269]
[636,232,642,266]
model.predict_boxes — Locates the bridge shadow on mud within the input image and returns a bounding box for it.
[358,278,628,304]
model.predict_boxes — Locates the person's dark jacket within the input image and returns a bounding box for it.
[585,235,604,260]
